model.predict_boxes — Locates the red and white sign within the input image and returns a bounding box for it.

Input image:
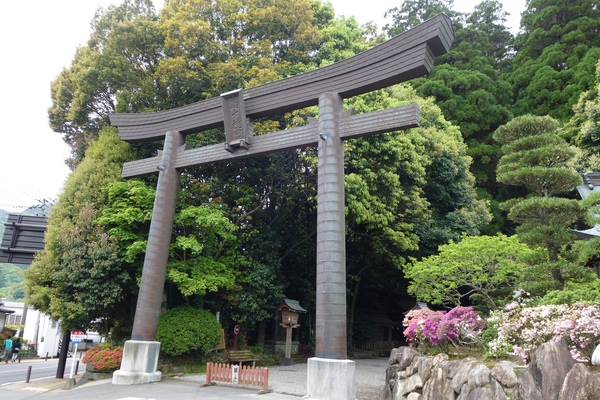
[70,331,86,344]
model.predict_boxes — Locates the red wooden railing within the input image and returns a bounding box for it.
[203,362,272,394]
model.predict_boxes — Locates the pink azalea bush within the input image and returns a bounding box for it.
[82,343,123,373]
[492,301,600,363]
[403,309,439,344]
[403,306,486,352]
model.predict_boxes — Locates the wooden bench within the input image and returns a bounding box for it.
[229,350,258,367]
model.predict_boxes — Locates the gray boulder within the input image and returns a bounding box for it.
[468,364,491,389]
[558,362,590,400]
[467,387,493,400]
[529,340,576,400]
[395,373,423,398]
[451,360,476,393]
[444,360,465,380]
[491,360,518,388]
[422,364,454,400]
[389,347,420,370]
[587,373,600,400]
[512,340,575,400]
[456,383,470,400]
[512,368,542,400]
[419,357,434,383]
[490,378,509,400]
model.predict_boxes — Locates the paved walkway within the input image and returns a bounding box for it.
[0,357,389,400]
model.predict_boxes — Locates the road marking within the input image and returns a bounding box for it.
[0,366,56,375]
[116,398,156,400]
[0,375,57,386]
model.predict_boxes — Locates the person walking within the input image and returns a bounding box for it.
[10,337,20,362]
[2,336,12,363]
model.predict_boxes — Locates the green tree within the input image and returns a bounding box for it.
[49,0,163,167]
[510,0,600,122]
[95,180,242,302]
[25,128,138,335]
[342,85,490,341]
[564,58,600,171]
[494,115,591,293]
[404,234,532,311]
[50,0,325,167]
[384,0,515,234]
[0,264,25,301]
[383,0,460,35]
[0,264,24,289]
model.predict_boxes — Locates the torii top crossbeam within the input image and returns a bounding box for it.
[109,14,453,144]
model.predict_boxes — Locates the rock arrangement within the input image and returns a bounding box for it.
[76,362,114,386]
[383,340,600,400]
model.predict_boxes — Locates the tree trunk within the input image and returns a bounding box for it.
[257,321,266,348]
[348,276,361,350]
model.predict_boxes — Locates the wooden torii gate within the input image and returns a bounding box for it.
[110,14,453,398]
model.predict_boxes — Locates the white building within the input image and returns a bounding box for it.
[0,299,102,357]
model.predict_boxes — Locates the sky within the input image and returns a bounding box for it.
[0,0,525,212]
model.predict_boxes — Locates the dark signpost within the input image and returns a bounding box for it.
[109,14,453,399]
[233,324,240,351]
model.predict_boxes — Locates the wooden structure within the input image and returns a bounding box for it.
[229,349,258,367]
[203,362,271,394]
[0,215,47,265]
[110,14,453,393]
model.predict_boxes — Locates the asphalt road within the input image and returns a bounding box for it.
[0,357,82,386]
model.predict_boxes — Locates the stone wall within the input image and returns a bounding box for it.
[383,340,600,400]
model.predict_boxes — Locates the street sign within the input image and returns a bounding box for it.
[234,325,240,335]
[70,331,85,344]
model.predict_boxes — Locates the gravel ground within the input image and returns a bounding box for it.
[268,357,389,399]
[178,357,389,399]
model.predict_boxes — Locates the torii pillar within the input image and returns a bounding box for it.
[108,14,453,396]
[308,93,354,399]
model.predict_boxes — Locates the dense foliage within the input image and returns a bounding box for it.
[20,0,600,354]
[493,115,596,294]
[81,343,124,372]
[490,301,600,363]
[156,306,222,356]
[511,0,600,122]
[403,306,486,353]
[25,129,137,335]
[0,264,25,300]
[404,234,532,311]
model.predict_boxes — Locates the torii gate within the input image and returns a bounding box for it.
[110,14,453,399]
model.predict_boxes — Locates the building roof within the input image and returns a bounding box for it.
[279,299,307,313]
[0,303,15,315]
[0,214,48,264]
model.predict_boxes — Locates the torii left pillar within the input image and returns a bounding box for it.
[113,130,184,385]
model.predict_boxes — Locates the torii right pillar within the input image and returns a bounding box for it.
[306,92,354,400]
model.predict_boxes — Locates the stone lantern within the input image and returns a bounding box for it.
[278,299,306,366]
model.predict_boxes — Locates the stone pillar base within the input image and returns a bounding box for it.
[112,340,162,385]
[304,357,355,400]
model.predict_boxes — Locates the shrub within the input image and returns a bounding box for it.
[493,301,600,363]
[403,306,486,353]
[157,306,221,356]
[82,343,123,372]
